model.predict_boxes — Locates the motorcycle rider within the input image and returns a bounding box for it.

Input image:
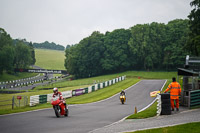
[120,89,126,96]
[53,87,67,109]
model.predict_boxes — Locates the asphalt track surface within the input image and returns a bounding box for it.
[0,80,166,133]
[92,107,200,133]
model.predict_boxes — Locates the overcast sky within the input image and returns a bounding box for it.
[0,0,192,47]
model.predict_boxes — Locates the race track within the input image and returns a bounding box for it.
[0,80,166,133]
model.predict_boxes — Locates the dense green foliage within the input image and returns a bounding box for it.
[0,28,35,74]
[33,41,65,51]
[65,19,189,78]
[187,0,200,56]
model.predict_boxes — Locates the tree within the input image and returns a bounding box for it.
[128,23,166,70]
[14,41,33,68]
[29,42,36,65]
[0,28,13,50]
[187,0,200,56]
[0,28,14,74]
[65,31,105,78]
[163,19,189,70]
[33,41,65,51]
[102,29,131,73]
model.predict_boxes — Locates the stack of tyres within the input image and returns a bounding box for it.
[161,93,171,115]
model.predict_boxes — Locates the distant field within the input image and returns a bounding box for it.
[35,49,65,70]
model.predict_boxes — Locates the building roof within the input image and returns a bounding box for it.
[178,68,199,76]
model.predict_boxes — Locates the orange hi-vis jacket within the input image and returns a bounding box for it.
[164,81,181,99]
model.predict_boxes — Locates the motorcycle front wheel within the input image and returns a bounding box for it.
[121,99,124,104]
[64,108,69,117]
[54,106,61,118]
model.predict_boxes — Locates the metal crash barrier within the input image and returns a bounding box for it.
[30,76,126,106]
[189,90,200,108]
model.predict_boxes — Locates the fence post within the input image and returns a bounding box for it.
[12,96,14,109]
[188,91,191,108]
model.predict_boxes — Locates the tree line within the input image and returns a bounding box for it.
[0,28,36,74]
[33,41,65,51]
[64,19,191,78]
[65,0,200,78]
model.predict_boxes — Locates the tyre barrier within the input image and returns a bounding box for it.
[160,93,171,115]
[29,76,126,106]
[156,94,161,116]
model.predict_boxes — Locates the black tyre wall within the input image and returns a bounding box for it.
[160,93,171,115]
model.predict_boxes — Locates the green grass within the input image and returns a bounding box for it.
[34,71,176,90]
[0,72,38,82]
[128,122,200,133]
[0,71,177,115]
[122,71,176,79]
[0,85,88,111]
[68,78,139,104]
[127,102,157,119]
[0,78,139,115]
[35,49,65,70]
[34,72,128,90]
[126,78,173,119]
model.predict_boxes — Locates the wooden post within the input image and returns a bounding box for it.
[12,96,14,109]
[134,106,137,114]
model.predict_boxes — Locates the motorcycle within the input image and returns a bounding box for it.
[51,97,69,117]
[120,94,126,104]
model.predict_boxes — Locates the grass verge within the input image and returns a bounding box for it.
[0,72,38,82]
[126,102,157,119]
[0,78,139,115]
[68,78,139,104]
[0,71,177,115]
[34,71,176,90]
[128,122,200,133]
[126,79,172,119]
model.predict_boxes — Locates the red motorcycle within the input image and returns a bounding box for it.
[51,97,69,118]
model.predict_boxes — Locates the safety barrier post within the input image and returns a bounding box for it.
[156,94,161,116]
[29,75,126,106]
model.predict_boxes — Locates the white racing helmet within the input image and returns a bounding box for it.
[53,87,58,93]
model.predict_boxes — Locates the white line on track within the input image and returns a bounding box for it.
[0,80,141,117]
[89,79,167,133]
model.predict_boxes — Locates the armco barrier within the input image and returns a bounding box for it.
[29,76,126,106]
[72,89,85,96]
[88,86,92,93]
[95,84,98,91]
[189,90,200,108]
[84,87,88,94]
[39,95,47,104]
[92,86,95,92]
[47,91,72,102]
[30,95,39,106]
[47,94,53,102]
[103,82,105,88]
[62,91,72,99]
[116,78,118,82]
[109,80,112,85]
[113,79,115,84]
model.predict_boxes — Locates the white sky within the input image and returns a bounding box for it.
[0,0,192,47]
